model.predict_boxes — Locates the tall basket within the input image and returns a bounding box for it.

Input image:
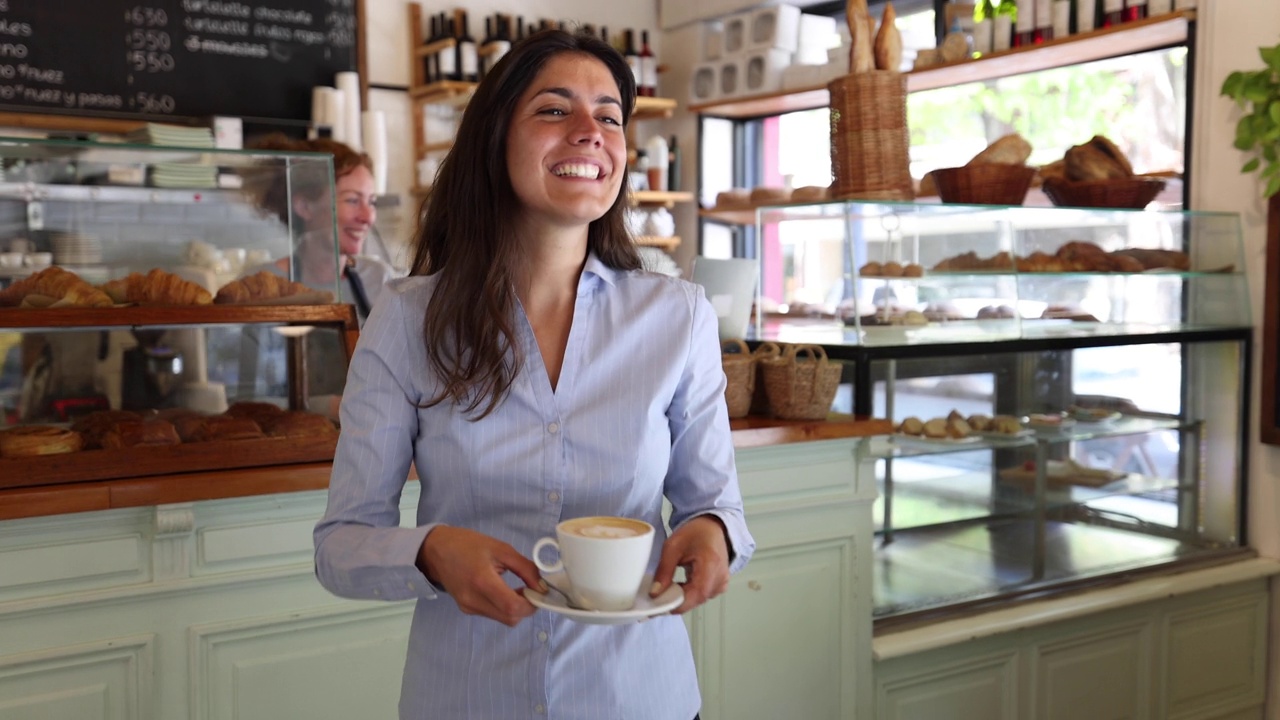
[828,71,913,201]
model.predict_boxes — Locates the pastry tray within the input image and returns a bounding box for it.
[0,434,338,490]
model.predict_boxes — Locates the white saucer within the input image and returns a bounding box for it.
[524,573,683,625]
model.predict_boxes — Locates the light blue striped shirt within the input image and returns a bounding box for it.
[314,253,754,719]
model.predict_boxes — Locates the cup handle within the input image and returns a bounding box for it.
[532,537,562,574]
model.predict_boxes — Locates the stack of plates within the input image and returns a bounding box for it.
[51,233,103,265]
[151,163,217,189]
[126,123,215,148]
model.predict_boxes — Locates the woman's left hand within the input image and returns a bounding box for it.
[650,515,731,614]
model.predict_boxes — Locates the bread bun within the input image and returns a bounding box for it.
[881,261,904,277]
[969,134,1033,166]
[260,411,337,439]
[946,416,972,439]
[714,189,751,209]
[922,418,947,438]
[0,426,84,457]
[967,414,992,432]
[860,261,883,276]
[902,263,924,277]
[791,185,829,202]
[750,186,793,205]
[72,410,144,449]
[101,419,181,449]
[898,416,924,435]
[186,416,265,443]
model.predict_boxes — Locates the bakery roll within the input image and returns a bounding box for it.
[72,409,144,449]
[225,401,286,427]
[1064,135,1133,181]
[101,419,181,449]
[215,271,332,305]
[185,416,265,443]
[102,268,213,306]
[0,266,113,308]
[714,188,751,209]
[261,411,338,439]
[898,416,924,436]
[968,134,1033,167]
[791,185,829,202]
[749,186,792,205]
[0,425,84,457]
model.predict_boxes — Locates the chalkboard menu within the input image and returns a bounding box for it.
[0,0,356,124]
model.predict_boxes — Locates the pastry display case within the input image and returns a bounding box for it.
[0,137,359,504]
[749,199,1251,621]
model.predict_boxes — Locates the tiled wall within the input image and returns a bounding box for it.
[0,196,292,273]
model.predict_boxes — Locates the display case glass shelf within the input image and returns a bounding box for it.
[0,137,357,505]
[748,199,1248,351]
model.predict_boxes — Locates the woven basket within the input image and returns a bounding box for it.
[1041,176,1166,209]
[749,341,782,416]
[828,71,913,201]
[760,344,843,421]
[933,164,1036,206]
[721,339,755,419]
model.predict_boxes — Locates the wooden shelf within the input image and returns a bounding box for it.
[409,80,476,106]
[0,303,359,330]
[634,96,678,121]
[636,235,681,251]
[632,189,694,207]
[689,10,1194,119]
[700,207,759,225]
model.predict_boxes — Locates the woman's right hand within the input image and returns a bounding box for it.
[416,526,543,627]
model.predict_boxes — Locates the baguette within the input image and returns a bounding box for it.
[846,0,874,73]
[873,2,903,71]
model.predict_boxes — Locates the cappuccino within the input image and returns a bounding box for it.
[562,516,648,539]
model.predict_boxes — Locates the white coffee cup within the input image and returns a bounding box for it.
[533,516,654,611]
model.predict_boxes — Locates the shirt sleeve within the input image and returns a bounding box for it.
[664,285,755,573]
[313,286,442,601]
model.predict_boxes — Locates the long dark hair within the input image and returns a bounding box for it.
[410,29,641,419]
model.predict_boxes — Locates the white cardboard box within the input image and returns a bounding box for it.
[794,14,838,64]
[742,48,792,95]
[702,20,724,61]
[689,63,720,105]
[722,12,750,57]
[747,4,801,52]
[719,59,743,99]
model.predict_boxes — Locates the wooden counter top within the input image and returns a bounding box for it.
[0,416,893,522]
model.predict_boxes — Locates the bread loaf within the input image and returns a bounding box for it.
[1064,136,1133,181]
[873,2,903,71]
[72,409,144,449]
[102,268,213,305]
[968,134,1032,166]
[261,411,337,439]
[215,271,328,305]
[185,416,266,443]
[225,401,286,426]
[0,425,84,457]
[101,419,181,449]
[846,0,874,73]
[898,416,924,435]
[0,266,113,308]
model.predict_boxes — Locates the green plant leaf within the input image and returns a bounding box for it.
[1244,72,1272,103]
[1266,174,1280,198]
[1236,117,1257,150]
[1265,144,1278,163]
[1261,159,1280,178]
[1262,45,1280,74]
[1271,100,1280,125]
[1243,158,1261,173]
[1221,71,1246,99]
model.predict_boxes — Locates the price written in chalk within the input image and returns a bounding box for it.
[131,91,175,114]
[126,50,175,73]
[124,6,168,27]
[127,29,171,52]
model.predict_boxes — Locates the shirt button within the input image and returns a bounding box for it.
[548,491,560,503]
[537,631,548,642]
[534,704,546,714]
[406,582,414,590]
[547,422,559,434]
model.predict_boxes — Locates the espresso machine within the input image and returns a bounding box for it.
[121,329,183,410]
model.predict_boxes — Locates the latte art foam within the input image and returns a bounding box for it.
[573,524,644,539]
[561,516,650,540]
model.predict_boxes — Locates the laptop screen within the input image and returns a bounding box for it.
[691,257,758,340]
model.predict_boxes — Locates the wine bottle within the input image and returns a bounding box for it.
[1123,0,1148,21]
[667,134,681,192]
[1013,0,1034,46]
[639,30,657,98]
[489,16,512,71]
[438,16,458,82]
[1099,0,1123,26]
[993,0,1017,51]
[624,30,642,92]
[478,16,495,79]
[1034,0,1052,41]
[424,13,439,84]
[457,11,479,83]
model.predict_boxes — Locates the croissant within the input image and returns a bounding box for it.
[101,268,213,305]
[215,271,317,304]
[0,266,113,308]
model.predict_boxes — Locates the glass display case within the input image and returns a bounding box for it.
[751,199,1251,621]
[0,137,358,494]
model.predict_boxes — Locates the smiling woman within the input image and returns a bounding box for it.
[314,28,754,720]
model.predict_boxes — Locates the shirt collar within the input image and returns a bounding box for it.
[582,251,619,288]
